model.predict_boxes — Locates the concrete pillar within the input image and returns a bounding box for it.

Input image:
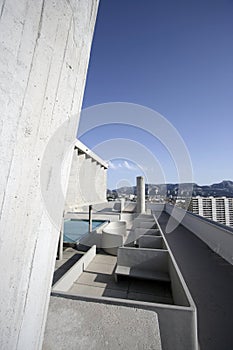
[0,1,99,349]
[137,176,145,213]
[89,205,93,232]
[58,225,64,261]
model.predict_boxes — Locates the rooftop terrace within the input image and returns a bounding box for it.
[44,202,233,350]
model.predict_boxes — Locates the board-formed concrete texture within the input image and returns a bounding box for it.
[43,296,162,350]
[0,1,99,349]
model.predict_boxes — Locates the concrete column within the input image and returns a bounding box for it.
[89,205,93,232]
[0,1,99,349]
[58,223,64,261]
[137,176,145,213]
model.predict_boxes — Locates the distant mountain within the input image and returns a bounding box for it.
[110,180,233,198]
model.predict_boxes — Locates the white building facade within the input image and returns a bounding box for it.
[190,196,233,227]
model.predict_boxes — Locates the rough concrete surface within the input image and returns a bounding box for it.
[43,296,162,350]
[0,0,99,348]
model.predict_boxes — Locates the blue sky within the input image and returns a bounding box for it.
[79,0,233,189]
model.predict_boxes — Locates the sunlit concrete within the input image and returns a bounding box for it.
[0,1,99,348]
[65,140,108,211]
[43,296,162,350]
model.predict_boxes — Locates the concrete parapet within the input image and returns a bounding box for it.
[165,204,233,265]
[44,296,162,350]
[53,245,96,292]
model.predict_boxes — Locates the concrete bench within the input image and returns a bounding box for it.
[115,247,170,282]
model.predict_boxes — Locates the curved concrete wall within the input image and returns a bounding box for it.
[165,204,233,265]
[102,221,127,255]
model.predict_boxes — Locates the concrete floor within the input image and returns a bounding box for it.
[67,252,173,305]
[157,212,233,350]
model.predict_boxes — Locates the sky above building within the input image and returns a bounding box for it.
[78,0,233,189]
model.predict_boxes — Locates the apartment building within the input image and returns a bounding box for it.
[190,196,233,227]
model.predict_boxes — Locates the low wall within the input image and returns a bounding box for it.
[165,204,233,265]
[153,213,199,349]
[117,247,169,275]
[133,221,157,229]
[53,246,96,292]
[134,228,161,239]
[53,292,198,350]
[138,236,166,249]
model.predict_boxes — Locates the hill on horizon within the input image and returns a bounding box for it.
[108,180,233,198]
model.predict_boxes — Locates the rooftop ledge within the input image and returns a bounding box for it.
[163,203,233,265]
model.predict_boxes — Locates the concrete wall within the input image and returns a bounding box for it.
[53,245,96,292]
[138,235,166,249]
[65,142,108,211]
[117,247,169,275]
[0,1,99,349]
[153,213,199,350]
[165,204,233,265]
[102,221,127,255]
